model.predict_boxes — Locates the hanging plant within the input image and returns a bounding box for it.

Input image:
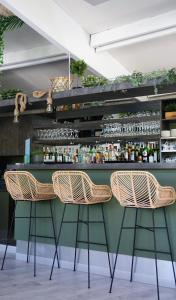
[0,15,24,64]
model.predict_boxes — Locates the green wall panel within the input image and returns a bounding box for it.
[14,169,176,261]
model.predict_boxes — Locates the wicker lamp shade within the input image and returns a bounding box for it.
[0,4,13,17]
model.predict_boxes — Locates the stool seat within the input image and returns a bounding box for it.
[111,171,175,208]
[4,171,56,201]
[52,171,112,204]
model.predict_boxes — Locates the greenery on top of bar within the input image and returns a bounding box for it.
[0,88,23,100]
[164,102,176,112]
[81,67,176,89]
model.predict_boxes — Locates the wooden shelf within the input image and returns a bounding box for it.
[162,118,176,121]
[161,150,176,153]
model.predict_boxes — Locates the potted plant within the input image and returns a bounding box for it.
[70,59,87,87]
[164,103,176,119]
[82,75,108,87]
[31,149,43,164]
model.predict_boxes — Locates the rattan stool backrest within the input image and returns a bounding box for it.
[4,171,42,201]
[111,171,161,208]
[52,171,95,204]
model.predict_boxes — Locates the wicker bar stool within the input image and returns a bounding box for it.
[49,170,112,288]
[1,171,59,277]
[109,170,176,300]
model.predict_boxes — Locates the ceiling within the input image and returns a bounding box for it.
[54,0,176,33]
[4,24,52,53]
[109,32,176,73]
[1,0,176,79]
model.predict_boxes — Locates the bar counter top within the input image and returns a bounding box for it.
[7,162,176,170]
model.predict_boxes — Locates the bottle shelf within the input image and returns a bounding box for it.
[161,137,176,139]
[162,118,176,121]
[161,150,176,153]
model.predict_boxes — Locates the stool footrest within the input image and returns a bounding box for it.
[135,247,170,255]
[77,240,106,246]
[62,220,103,224]
[122,226,166,232]
[30,234,55,239]
[16,216,52,219]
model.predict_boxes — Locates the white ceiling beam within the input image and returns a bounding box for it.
[2,44,67,70]
[91,10,176,51]
[0,0,129,78]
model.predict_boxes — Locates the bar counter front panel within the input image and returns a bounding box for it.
[7,163,176,261]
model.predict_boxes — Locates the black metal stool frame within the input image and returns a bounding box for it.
[50,203,112,288]
[109,207,176,300]
[1,200,60,277]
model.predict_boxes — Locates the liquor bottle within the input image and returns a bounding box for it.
[137,145,143,163]
[104,146,109,161]
[130,144,135,162]
[142,143,148,162]
[124,144,129,161]
[135,144,139,161]
[51,147,55,163]
[56,147,63,163]
[153,143,159,163]
[92,146,97,163]
[148,143,154,163]
[111,144,116,161]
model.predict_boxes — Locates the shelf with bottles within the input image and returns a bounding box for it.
[42,141,160,165]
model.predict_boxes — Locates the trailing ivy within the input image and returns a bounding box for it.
[0,15,24,64]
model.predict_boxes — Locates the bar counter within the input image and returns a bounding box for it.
[5,163,176,265]
[7,162,176,170]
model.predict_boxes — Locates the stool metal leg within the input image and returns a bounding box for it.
[50,203,66,280]
[1,201,17,270]
[49,201,60,269]
[163,207,176,285]
[73,204,80,271]
[87,205,90,289]
[101,203,112,278]
[34,201,37,277]
[152,209,160,300]
[130,208,138,282]
[109,207,126,293]
[27,201,32,263]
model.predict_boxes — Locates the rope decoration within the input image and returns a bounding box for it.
[33,89,53,112]
[46,89,53,112]
[13,93,27,123]
[111,171,175,208]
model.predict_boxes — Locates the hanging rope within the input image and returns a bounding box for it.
[13,92,27,123]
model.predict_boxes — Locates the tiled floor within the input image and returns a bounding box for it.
[0,254,175,300]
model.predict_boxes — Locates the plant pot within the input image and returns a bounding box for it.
[31,154,43,164]
[165,112,176,119]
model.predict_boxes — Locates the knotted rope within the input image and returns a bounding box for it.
[13,93,27,123]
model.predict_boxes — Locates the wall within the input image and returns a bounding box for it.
[1,60,70,93]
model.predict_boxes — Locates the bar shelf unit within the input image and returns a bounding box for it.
[161,99,176,163]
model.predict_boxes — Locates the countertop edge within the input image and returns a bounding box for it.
[6,163,176,170]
